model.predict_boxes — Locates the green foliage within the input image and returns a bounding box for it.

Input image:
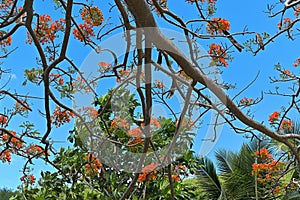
[0,188,19,200]
[12,88,201,199]
[197,157,222,199]
[196,139,300,200]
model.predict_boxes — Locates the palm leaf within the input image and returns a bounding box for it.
[215,149,233,178]
[197,157,222,200]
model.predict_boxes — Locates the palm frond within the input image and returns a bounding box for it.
[197,157,222,200]
[215,149,233,178]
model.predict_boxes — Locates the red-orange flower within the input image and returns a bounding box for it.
[137,163,158,182]
[268,111,280,124]
[26,144,47,156]
[207,18,230,35]
[293,58,300,67]
[80,106,98,119]
[0,31,12,47]
[137,173,147,182]
[1,130,24,149]
[27,14,65,44]
[51,106,74,127]
[252,148,283,187]
[84,153,102,176]
[283,70,291,75]
[208,43,228,67]
[73,23,95,42]
[154,80,165,89]
[0,150,11,163]
[0,115,7,124]
[255,148,273,160]
[277,18,292,30]
[177,164,187,172]
[151,118,161,128]
[280,120,293,130]
[172,174,181,182]
[127,128,143,138]
[110,116,130,130]
[58,77,64,85]
[110,119,117,129]
[20,174,36,185]
[240,97,253,106]
[294,7,300,17]
[14,100,30,113]
[142,163,158,174]
[80,6,104,27]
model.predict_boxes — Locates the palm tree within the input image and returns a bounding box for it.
[196,139,271,200]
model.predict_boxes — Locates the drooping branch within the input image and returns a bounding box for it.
[123,0,300,164]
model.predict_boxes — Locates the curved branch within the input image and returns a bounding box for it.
[123,0,300,165]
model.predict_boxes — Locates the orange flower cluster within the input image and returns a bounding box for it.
[280,120,293,130]
[293,58,300,67]
[78,106,98,120]
[26,144,45,156]
[110,116,130,130]
[1,130,25,163]
[207,18,230,35]
[20,174,36,185]
[118,69,132,78]
[27,14,65,45]
[25,68,43,83]
[208,43,228,67]
[177,164,187,172]
[137,163,158,182]
[240,97,253,106]
[73,22,95,42]
[277,18,291,30]
[172,174,181,182]
[295,7,300,17]
[268,111,280,124]
[71,76,95,93]
[154,80,165,89]
[0,115,7,124]
[14,100,29,113]
[254,148,273,160]
[127,128,143,138]
[151,117,161,128]
[51,107,74,127]
[98,61,111,72]
[2,130,24,149]
[110,118,117,129]
[84,154,102,177]
[0,150,11,163]
[138,117,161,129]
[282,70,292,76]
[58,77,64,85]
[0,30,12,47]
[127,137,144,150]
[73,6,103,42]
[176,117,194,131]
[80,6,104,27]
[252,148,283,190]
[49,73,60,81]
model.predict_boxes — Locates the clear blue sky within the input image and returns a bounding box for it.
[0,0,299,189]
